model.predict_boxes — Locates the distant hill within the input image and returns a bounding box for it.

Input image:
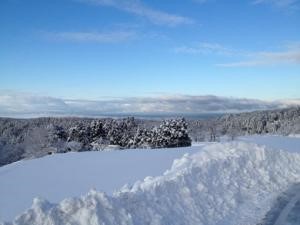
[188,107,300,141]
[1,107,300,166]
[0,117,190,166]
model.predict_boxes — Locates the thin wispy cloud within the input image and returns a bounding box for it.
[252,0,299,10]
[192,0,211,3]
[79,0,194,26]
[1,91,299,118]
[175,41,300,67]
[174,42,237,56]
[218,47,300,67]
[46,30,136,43]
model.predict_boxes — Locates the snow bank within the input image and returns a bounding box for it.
[2,142,300,225]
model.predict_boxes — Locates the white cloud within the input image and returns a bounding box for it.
[79,0,193,26]
[0,90,69,117]
[46,30,136,43]
[0,91,299,118]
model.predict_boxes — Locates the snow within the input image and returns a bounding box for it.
[0,146,200,222]
[1,136,300,224]
[288,134,300,138]
[238,135,300,153]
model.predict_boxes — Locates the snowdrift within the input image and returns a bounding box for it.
[2,142,300,225]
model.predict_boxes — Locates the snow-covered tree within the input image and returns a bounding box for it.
[150,118,191,148]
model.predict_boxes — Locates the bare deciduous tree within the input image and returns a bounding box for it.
[22,127,50,158]
[92,137,110,151]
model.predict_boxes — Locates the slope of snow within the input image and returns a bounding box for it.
[2,142,300,225]
[0,146,201,222]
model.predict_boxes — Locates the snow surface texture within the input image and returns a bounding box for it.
[2,142,300,225]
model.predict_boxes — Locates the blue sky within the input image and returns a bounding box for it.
[0,0,300,116]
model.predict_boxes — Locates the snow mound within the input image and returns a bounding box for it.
[3,142,300,225]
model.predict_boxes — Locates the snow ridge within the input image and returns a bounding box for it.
[3,142,300,225]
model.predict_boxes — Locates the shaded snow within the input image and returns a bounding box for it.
[2,142,300,225]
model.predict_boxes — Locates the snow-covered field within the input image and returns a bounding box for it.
[0,135,300,224]
[238,135,300,153]
[0,146,202,222]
